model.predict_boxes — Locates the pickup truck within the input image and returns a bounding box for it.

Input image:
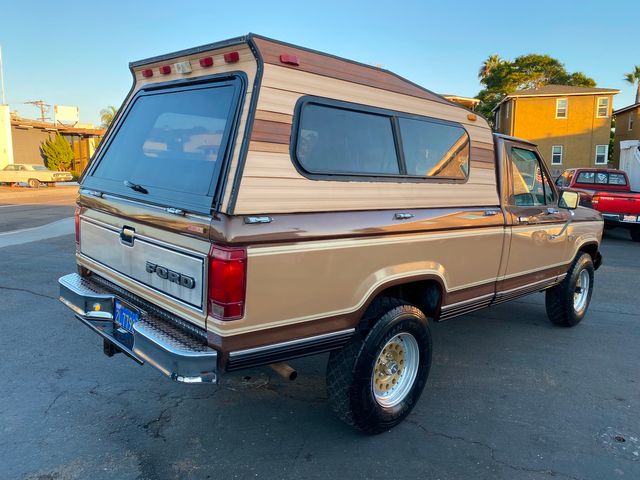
[556,168,640,241]
[58,34,604,434]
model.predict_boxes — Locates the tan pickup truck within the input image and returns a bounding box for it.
[58,34,603,434]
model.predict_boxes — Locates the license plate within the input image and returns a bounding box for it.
[114,299,140,334]
[622,215,639,223]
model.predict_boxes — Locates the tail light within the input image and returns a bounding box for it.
[208,244,247,320]
[592,195,599,205]
[74,206,81,251]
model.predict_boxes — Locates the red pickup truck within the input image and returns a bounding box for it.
[556,168,640,241]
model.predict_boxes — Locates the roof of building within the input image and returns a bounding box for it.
[10,116,105,136]
[613,103,640,116]
[492,84,620,112]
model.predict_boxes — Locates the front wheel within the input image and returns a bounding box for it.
[630,227,640,242]
[545,253,594,327]
[326,298,432,434]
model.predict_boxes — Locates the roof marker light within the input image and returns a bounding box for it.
[141,69,153,78]
[159,65,172,75]
[199,56,214,68]
[279,54,299,66]
[224,51,240,63]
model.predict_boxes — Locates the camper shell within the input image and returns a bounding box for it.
[59,34,603,433]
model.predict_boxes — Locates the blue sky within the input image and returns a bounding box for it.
[2,0,638,126]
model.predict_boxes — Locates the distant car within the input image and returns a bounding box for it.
[0,164,73,188]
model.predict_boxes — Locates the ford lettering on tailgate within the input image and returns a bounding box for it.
[146,262,196,289]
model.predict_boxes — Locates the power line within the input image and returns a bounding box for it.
[24,100,51,123]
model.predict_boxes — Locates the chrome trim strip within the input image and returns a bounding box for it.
[229,329,355,358]
[441,293,495,311]
[498,277,559,296]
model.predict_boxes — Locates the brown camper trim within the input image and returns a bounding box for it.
[251,35,452,106]
[215,207,504,245]
[288,96,471,184]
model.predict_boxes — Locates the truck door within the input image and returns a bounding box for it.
[497,143,569,301]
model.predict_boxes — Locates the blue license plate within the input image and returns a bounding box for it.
[114,299,140,334]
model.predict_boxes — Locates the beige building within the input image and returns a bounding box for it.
[613,103,640,164]
[493,85,619,176]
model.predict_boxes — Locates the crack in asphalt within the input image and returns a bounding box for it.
[44,391,66,415]
[0,284,57,300]
[407,420,583,480]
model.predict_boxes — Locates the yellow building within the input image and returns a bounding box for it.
[613,103,640,164]
[493,85,619,176]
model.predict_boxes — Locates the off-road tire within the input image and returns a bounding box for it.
[545,252,594,327]
[326,297,432,434]
[630,227,640,242]
[27,178,40,188]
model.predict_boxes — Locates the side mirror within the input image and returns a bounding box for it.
[559,190,579,210]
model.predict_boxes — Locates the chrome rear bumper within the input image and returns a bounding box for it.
[58,273,218,384]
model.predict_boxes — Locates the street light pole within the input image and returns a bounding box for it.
[0,44,6,105]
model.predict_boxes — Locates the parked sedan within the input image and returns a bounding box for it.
[0,164,73,187]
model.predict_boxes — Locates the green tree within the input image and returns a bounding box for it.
[100,106,118,128]
[476,54,596,122]
[478,54,502,80]
[41,133,74,171]
[623,65,640,104]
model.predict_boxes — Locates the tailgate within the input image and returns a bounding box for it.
[80,219,205,309]
[593,192,640,215]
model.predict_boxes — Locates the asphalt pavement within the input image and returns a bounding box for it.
[0,195,638,479]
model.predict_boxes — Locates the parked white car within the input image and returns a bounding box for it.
[0,164,73,187]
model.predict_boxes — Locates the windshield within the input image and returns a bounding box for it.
[85,77,242,213]
[30,165,49,171]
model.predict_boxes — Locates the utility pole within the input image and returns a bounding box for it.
[25,100,51,123]
[0,44,5,104]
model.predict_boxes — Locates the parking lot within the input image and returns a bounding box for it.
[1,189,639,480]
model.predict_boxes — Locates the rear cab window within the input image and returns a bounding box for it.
[84,75,245,214]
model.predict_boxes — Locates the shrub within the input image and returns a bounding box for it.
[41,133,74,171]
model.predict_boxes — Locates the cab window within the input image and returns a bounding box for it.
[509,147,555,206]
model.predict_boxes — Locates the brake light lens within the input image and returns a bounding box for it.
[141,68,153,78]
[159,65,172,75]
[199,56,214,68]
[224,51,240,63]
[208,245,247,320]
[279,53,299,66]
[592,195,599,205]
[74,206,81,251]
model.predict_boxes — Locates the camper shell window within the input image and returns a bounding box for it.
[292,97,470,182]
[84,75,245,214]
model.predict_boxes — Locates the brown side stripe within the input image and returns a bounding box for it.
[253,37,450,106]
[251,119,291,144]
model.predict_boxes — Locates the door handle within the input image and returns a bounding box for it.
[484,209,500,216]
[394,213,414,220]
[546,207,560,215]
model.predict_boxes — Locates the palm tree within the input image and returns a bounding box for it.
[478,54,502,80]
[99,106,118,128]
[624,65,640,104]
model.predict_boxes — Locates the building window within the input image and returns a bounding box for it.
[596,97,609,118]
[556,98,568,118]
[630,113,635,131]
[551,145,563,165]
[505,101,510,119]
[595,145,608,165]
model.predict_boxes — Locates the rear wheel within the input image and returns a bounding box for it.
[545,253,594,327]
[630,227,640,242]
[27,178,40,188]
[326,297,432,434]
